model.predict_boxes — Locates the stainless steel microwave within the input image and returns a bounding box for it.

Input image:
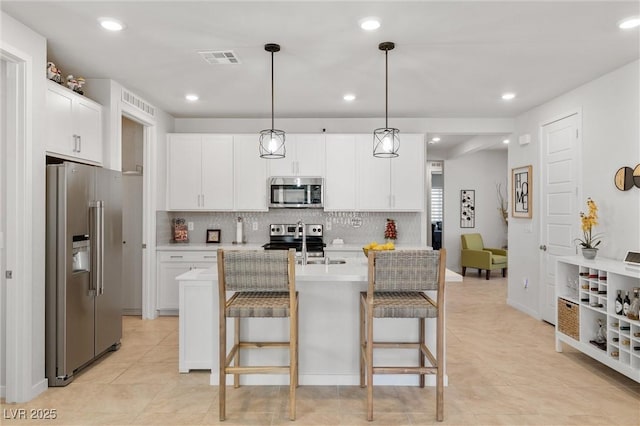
[268,177,323,208]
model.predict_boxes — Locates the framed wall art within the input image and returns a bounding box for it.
[460,189,475,228]
[512,165,532,218]
[206,229,221,244]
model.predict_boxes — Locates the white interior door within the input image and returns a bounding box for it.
[0,58,7,399]
[540,113,580,324]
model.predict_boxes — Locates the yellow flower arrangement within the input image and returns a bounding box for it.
[575,198,602,249]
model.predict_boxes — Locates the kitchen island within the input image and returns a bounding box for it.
[177,257,462,386]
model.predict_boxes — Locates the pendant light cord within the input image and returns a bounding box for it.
[271,50,275,130]
[385,48,388,129]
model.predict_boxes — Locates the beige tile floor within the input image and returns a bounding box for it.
[3,274,639,425]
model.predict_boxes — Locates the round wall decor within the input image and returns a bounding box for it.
[614,166,634,191]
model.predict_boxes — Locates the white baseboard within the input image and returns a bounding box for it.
[507,297,541,320]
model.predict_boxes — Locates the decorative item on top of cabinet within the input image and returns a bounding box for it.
[65,75,86,95]
[47,61,62,83]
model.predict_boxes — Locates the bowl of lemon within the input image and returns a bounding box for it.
[363,241,395,257]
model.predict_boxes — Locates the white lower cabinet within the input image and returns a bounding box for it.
[156,251,217,314]
[555,256,640,382]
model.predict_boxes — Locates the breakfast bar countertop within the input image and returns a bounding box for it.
[176,256,462,283]
[177,257,460,386]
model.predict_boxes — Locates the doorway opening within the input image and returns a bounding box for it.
[121,116,144,315]
[426,160,444,250]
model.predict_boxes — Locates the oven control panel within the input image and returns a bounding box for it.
[269,224,323,237]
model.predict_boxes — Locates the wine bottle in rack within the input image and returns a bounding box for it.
[623,291,631,316]
[615,290,624,315]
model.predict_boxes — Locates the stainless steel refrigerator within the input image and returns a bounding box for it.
[45,161,123,386]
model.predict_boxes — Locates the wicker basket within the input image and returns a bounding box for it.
[557,298,579,340]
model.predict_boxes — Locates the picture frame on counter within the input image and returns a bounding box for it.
[206,229,221,244]
[512,165,532,218]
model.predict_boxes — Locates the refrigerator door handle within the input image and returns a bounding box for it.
[90,200,105,295]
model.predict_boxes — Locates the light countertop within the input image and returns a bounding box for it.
[157,243,264,251]
[177,257,462,283]
[158,243,431,252]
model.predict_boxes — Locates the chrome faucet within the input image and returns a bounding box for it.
[297,220,307,265]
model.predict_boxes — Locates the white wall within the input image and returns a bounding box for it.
[0,11,47,401]
[508,60,640,317]
[443,150,509,272]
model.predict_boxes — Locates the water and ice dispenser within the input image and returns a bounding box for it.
[72,235,90,272]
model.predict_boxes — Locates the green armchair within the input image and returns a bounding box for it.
[460,233,507,280]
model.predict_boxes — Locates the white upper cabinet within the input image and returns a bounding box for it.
[167,134,233,210]
[391,133,425,211]
[356,133,425,211]
[324,134,357,211]
[46,80,102,164]
[267,134,325,177]
[356,134,392,210]
[233,134,268,211]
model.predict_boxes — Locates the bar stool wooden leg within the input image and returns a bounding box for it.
[366,307,374,421]
[436,315,444,421]
[233,317,240,388]
[419,318,425,388]
[295,302,299,388]
[359,294,365,388]
[219,304,226,421]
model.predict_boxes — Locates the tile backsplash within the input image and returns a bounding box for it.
[156,210,422,245]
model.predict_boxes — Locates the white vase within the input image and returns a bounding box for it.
[582,248,598,260]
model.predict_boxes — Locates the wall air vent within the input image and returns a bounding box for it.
[198,50,241,65]
[122,89,155,117]
[430,161,443,173]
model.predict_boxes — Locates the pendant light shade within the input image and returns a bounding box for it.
[259,43,286,159]
[373,41,399,158]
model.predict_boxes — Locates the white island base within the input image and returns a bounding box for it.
[178,258,462,387]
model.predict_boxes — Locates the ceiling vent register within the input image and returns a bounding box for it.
[198,50,241,65]
[121,89,155,117]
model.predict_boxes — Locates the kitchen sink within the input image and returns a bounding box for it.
[297,258,347,265]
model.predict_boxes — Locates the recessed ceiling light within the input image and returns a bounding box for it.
[185,94,199,101]
[619,16,640,29]
[503,139,510,144]
[431,137,441,142]
[343,94,356,101]
[502,92,516,100]
[359,17,381,31]
[98,17,125,31]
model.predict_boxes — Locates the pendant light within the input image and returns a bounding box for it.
[373,41,400,158]
[259,43,286,159]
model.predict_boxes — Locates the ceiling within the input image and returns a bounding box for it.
[2,1,639,121]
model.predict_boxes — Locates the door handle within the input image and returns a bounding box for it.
[539,245,547,251]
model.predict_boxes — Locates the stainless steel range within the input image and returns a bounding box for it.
[262,223,325,258]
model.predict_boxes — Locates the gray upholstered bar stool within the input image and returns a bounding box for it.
[217,248,298,421]
[360,249,446,422]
